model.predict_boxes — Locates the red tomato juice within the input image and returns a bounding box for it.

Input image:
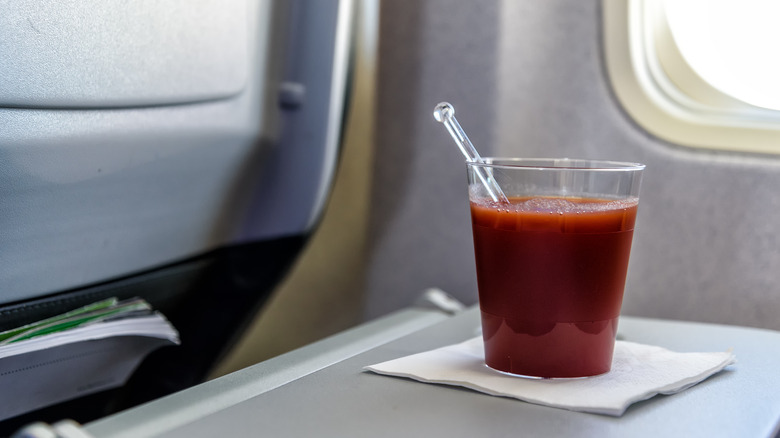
[470,196,638,378]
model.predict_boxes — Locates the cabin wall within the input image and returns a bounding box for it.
[365,0,780,330]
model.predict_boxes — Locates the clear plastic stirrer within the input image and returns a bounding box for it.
[433,102,509,203]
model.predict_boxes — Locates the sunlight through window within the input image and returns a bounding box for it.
[664,0,780,111]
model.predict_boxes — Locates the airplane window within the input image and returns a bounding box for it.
[603,0,780,155]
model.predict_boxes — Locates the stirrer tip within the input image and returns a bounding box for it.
[433,102,454,122]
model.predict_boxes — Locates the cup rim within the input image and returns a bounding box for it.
[468,157,646,171]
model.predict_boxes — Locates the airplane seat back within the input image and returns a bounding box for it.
[0,0,354,430]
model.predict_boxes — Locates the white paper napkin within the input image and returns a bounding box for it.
[364,337,736,416]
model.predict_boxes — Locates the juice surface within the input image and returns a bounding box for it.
[470,196,638,377]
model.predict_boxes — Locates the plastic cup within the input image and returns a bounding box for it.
[467,158,644,378]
